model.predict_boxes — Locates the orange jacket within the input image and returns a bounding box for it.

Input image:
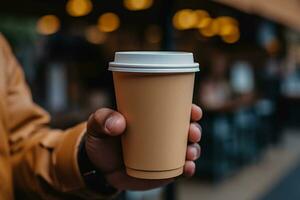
[0,34,109,199]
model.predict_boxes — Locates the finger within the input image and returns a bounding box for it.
[87,108,126,138]
[85,134,124,173]
[188,123,202,143]
[183,161,196,177]
[186,143,201,161]
[106,171,174,191]
[191,104,203,122]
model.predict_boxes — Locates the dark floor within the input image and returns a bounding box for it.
[260,159,300,200]
[177,130,300,200]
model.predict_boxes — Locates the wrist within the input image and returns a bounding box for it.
[77,135,119,195]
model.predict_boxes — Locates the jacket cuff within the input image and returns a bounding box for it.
[54,123,86,191]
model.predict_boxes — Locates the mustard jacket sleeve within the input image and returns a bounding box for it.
[0,35,113,199]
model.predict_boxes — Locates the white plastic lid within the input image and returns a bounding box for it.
[108,51,199,73]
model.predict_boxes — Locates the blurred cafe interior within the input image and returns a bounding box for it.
[1,0,300,199]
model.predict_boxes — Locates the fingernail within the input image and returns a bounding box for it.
[105,117,116,132]
[195,123,202,132]
[192,124,202,143]
[192,148,198,160]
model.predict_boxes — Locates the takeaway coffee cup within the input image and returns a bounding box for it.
[109,51,199,179]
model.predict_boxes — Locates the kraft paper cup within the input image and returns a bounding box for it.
[109,51,199,179]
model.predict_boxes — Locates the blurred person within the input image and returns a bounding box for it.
[199,52,255,112]
[0,34,203,199]
[199,52,231,111]
[230,61,254,95]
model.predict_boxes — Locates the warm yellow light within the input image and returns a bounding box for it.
[173,9,198,30]
[219,24,239,36]
[211,19,220,34]
[222,31,240,43]
[85,26,107,44]
[196,17,212,29]
[214,16,240,43]
[66,0,93,17]
[36,15,60,35]
[198,17,219,37]
[216,16,239,37]
[124,0,153,11]
[98,12,120,33]
[194,10,210,28]
[172,11,181,30]
[216,16,238,27]
[145,25,162,44]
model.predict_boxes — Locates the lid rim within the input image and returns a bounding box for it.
[109,62,199,68]
[116,51,193,55]
[109,51,199,73]
[108,67,200,73]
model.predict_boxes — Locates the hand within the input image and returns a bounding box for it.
[85,104,203,191]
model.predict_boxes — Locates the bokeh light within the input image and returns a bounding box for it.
[198,17,219,37]
[145,24,162,44]
[97,12,120,33]
[124,0,153,11]
[215,16,240,43]
[216,16,239,36]
[216,16,238,27]
[66,0,93,17]
[219,24,239,36]
[197,17,213,29]
[194,10,210,28]
[85,26,107,44]
[173,9,198,30]
[36,15,60,35]
[222,30,240,43]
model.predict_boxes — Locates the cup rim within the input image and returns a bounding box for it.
[109,51,200,73]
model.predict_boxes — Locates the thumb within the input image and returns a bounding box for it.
[87,108,126,138]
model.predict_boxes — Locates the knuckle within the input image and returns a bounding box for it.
[94,108,108,118]
[94,108,112,124]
